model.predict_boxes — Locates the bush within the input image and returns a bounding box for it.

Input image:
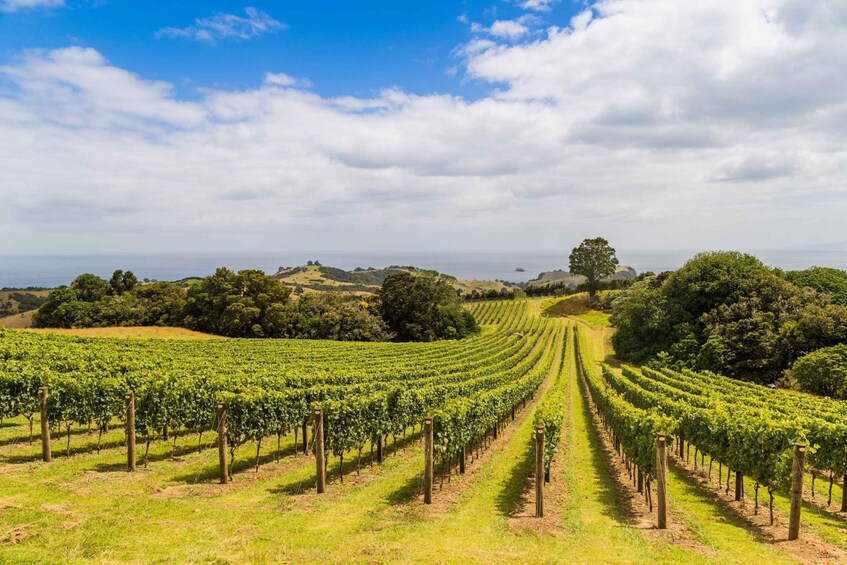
[790,345,847,399]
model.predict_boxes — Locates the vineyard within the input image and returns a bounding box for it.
[1,300,847,563]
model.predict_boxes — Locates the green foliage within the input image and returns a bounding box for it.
[791,344,847,399]
[109,269,139,296]
[185,268,294,338]
[32,267,404,342]
[575,328,675,476]
[2,300,544,477]
[533,326,569,472]
[293,293,391,341]
[663,252,769,325]
[568,237,619,299]
[785,266,847,305]
[32,286,95,328]
[611,252,847,384]
[71,273,110,302]
[610,275,672,362]
[378,271,479,342]
[598,358,847,490]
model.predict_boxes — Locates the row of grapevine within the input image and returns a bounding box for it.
[432,323,562,462]
[575,328,675,479]
[0,300,559,483]
[532,324,571,478]
[596,362,839,532]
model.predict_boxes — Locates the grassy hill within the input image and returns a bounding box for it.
[0,310,36,329]
[0,289,50,329]
[0,289,49,316]
[274,264,514,296]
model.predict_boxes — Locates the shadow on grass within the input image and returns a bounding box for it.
[576,375,634,524]
[0,424,104,448]
[171,440,301,484]
[799,497,847,537]
[0,437,128,464]
[604,354,622,368]
[274,430,425,498]
[495,432,536,516]
[667,458,773,544]
[386,470,423,505]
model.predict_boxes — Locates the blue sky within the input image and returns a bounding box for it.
[0,1,845,256]
[0,1,579,99]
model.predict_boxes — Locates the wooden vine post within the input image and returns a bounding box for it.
[459,445,466,475]
[735,472,744,501]
[39,386,51,463]
[535,426,545,518]
[314,408,326,494]
[788,443,806,541]
[841,475,847,513]
[656,434,668,529]
[302,420,309,455]
[125,391,136,472]
[424,417,433,505]
[216,403,228,484]
[377,436,383,464]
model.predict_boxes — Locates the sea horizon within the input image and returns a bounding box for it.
[1,248,845,289]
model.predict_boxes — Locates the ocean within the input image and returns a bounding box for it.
[1,249,846,288]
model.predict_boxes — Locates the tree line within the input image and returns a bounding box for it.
[610,251,847,391]
[33,268,478,342]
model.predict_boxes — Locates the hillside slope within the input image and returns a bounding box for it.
[274,264,514,295]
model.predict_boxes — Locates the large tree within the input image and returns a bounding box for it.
[569,237,619,301]
[184,268,294,337]
[377,271,478,342]
[108,269,139,296]
[293,293,392,341]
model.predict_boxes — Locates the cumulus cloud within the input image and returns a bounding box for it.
[1,0,847,254]
[488,20,531,40]
[0,0,63,11]
[157,7,286,43]
[518,0,558,11]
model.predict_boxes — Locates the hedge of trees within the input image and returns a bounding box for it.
[32,268,477,343]
[611,252,847,385]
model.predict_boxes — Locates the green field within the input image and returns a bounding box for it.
[0,300,845,563]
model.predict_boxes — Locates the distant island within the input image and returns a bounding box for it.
[515,267,526,272]
[523,265,637,289]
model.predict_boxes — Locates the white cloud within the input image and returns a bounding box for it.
[157,7,286,43]
[489,20,530,40]
[264,72,311,89]
[2,0,847,254]
[0,0,63,12]
[518,0,558,12]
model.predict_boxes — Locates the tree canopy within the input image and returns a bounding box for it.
[377,271,479,342]
[569,237,619,299]
[32,266,465,343]
[184,268,293,338]
[785,266,847,306]
[611,251,847,384]
[791,344,847,399]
